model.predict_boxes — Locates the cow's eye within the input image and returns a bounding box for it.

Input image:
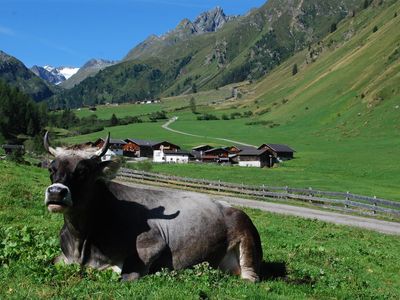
[74,167,88,178]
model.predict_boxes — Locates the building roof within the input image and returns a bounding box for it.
[96,138,127,145]
[192,145,213,151]
[2,144,24,149]
[204,147,230,154]
[164,150,193,156]
[125,138,160,147]
[259,144,295,153]
[237,145,258,151]
[239,148,270,156]
[154,141,181,150]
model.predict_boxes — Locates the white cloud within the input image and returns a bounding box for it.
[0,25,15,36]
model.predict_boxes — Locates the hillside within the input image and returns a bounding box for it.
[238,0,400,136]
[50,0,363,108]
[0,51,54,101]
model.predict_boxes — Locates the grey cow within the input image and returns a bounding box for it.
[44,132,263,282]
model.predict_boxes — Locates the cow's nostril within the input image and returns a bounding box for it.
[48,186,60,194]
[59,188,68,198]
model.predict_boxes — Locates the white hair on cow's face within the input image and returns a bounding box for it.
[53,146,99,159]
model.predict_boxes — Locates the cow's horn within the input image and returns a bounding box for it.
[44,131,57,156]
[95,132,110,158]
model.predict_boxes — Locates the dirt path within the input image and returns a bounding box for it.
[118,181,400,236]
[162,117,256,147]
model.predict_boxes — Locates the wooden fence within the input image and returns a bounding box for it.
[117,168,400,218]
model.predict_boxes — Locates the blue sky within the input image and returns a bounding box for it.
[0,0,266,68]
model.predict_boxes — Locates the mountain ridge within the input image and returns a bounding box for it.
[50,0,365,108]
[0,50,54,101]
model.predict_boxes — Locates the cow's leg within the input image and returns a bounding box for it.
[121,228,166,281]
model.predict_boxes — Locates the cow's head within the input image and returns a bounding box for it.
[44,132,115,213]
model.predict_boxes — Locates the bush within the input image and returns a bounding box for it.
[149,111,168,122]
[197,114,219,121]
[330,23,337,33]
[230,112,242,119]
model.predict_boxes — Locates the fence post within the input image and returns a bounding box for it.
[373,196,377,215]
[308,187,313,203]
[262,184,265,198]
[345,191,350,209]
[218,180,221,192]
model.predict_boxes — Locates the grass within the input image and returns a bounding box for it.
[1,160,400,299]
[73,84,235,121]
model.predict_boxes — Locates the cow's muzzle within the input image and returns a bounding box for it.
[45,183,72,213]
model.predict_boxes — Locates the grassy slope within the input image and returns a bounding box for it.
[1,161,400,299]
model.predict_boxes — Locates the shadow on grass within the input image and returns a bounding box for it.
[260,261,316,286]
[260,261,287,281]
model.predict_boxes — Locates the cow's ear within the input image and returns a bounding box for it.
[97,159,120,179]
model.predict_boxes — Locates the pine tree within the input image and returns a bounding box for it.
[292,64,298,76]
[190,97,197,114]
[110,113,119,126]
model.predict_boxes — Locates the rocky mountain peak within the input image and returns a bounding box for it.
[81,58,116,69]
[193,6,230,33]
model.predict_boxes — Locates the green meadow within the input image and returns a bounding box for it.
[1,161,400,299]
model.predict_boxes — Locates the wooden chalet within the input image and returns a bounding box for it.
[1,144,25,155]
[191,145,213,161]
[202,147,230,163]
[258,144,295,161]
[94,138,126,156]
[238,148,273,168]
[225,146,241,154]
[124,139,180,158]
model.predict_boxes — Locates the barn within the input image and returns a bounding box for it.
[258,144,295,161]
[1,144,25,155]
[202,147,231,163]
[124,139,180,158]
[238,148,273,168]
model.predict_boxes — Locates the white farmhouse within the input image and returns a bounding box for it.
[153,148,192,164]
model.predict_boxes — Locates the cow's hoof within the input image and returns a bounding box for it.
[121,272,141,281]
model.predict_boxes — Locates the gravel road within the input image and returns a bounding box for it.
[118,180,400,236]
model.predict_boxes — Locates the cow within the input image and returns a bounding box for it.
[43,132,263,282]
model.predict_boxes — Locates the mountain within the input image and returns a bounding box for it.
[60,59,116,89]
[31,65,79,86]
[46,66,79,80]
[51,0,364,108]
[0,50,54,101]
[125,7,233,61]
[31,65,66,85]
